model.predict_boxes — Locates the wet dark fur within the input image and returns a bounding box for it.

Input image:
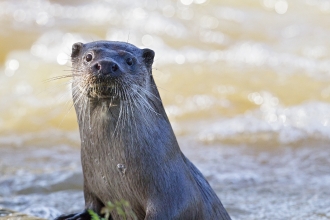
[55,41,231,220]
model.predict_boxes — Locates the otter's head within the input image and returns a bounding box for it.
[70,41,155,102]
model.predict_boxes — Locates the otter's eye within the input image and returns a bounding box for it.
[126,58,133,66]
[85,53,93,62]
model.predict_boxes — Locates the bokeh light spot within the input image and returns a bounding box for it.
[142,35,154,46]
[13,9,26,22]
[180,0,193,6]
[275,0,288,14]
[5,59,19,77]
[36,12,49,25]
[175,54,186,64]
[57,53,69,65]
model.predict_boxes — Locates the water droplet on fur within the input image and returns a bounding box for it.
[117,164,126,175]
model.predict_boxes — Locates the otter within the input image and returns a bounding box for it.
[55,41,231,220]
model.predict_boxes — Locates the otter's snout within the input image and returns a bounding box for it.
[92,60,120,77]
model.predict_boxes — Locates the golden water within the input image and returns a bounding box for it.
[0,0,330,219]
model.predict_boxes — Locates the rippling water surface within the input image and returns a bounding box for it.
[1,0,330,219]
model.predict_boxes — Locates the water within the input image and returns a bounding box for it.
[0,0,330,219]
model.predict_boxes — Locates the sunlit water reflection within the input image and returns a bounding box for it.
[0,0,330,219]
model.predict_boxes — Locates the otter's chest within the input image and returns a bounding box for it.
[81,140,146,202]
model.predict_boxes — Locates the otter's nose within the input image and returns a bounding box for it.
[93,60,120,77]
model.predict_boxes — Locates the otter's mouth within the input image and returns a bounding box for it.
[80,83,118,99]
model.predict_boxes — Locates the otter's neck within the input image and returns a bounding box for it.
[75,97,180,162]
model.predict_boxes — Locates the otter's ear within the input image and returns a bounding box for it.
[71,42,83,58]
[142,48,155,66]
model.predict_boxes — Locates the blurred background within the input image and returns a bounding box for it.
[0,0,330,219]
